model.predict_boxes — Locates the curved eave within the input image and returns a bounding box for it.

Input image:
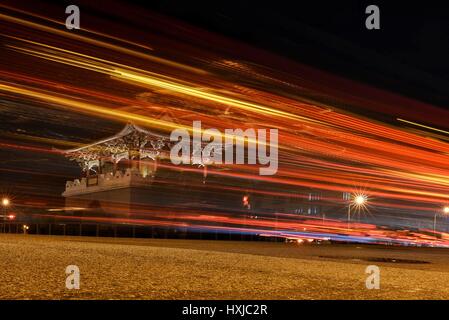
[60,123,170,154]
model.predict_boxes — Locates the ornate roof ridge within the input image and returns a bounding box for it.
[62,122,168,153]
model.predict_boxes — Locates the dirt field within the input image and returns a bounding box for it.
[0,234,448,299]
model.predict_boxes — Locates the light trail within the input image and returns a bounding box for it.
[2,2,449,244]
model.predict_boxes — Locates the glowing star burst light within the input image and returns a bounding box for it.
[1,198,9,207]
[354,194,367,207]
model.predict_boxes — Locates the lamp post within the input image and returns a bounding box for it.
[433,206,449,235]
[347,194,367,228]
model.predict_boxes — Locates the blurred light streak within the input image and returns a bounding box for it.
[3,3,449,244]
[0,12,207,74]
[397,118,449,135]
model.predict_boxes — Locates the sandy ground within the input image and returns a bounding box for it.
[0,234,448,299]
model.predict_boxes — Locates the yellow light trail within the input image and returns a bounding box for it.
[5,38,320,125]
[0,4,155,51]
[0,84,274,147]
[397,118,449,136]
[0,13,207,75]
[0,83,181,132]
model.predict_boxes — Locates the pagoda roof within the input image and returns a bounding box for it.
[63,123,169,154]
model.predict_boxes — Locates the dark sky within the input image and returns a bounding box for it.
[47,0,449,111]
[144,0,449,109]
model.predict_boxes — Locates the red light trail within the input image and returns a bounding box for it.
[2,2,449,246]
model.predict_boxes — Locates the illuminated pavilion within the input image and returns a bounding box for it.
[63,123,171,197]
[60,122,240,221]
[60,122,353,234]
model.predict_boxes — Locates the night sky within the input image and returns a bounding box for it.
[149,1,449,110]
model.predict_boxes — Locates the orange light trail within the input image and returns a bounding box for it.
[2,4,449,244]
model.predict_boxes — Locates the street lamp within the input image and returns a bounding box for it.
[348,193,368,228]
[434,206,449,234]
[354,195,367,206]
[2,198,9,207]
[1,198,10,234]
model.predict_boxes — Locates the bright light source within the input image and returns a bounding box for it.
[444,206,449,214]
[354,195,367,206]
[1,198,9,206]
[7,215,15,220]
